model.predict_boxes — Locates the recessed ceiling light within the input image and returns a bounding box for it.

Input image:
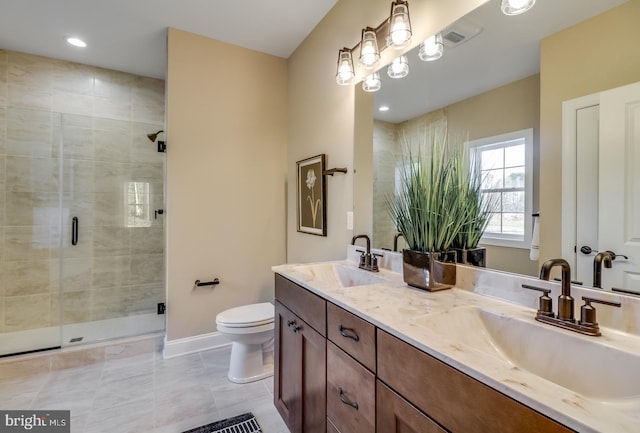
[66,37,87,48]
[379,105,390,112]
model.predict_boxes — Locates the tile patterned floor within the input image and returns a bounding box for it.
[0,339,290,433]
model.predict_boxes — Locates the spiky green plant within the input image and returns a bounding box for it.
[386,127,468,253]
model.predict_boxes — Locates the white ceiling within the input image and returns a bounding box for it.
[0,0,629,119]
[374,0,629,123]
[0,0,338,79]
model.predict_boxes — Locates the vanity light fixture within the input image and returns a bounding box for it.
[387,55,409,78]
[500,0,536,16]
[336,48,356,85]
[418,33,444,61]
[362,72,382,92]
[359,27,381,69]
[66,37,87,48]
[388,0,412,49]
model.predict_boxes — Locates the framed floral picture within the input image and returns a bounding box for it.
[297,154,327,236]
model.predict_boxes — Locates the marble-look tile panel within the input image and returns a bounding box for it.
[7,84,52,111]
[93,68,133,100]
[7,52,54,90]
[104,336,157,362]
[90,287,129,321]
[50,346,105,370]
[60,290,91,324]
[131,161,164,190]
[5,107,53,158]
[91,255,131,289]
[52,61,94,96]
[94,120,131,163]
[31,365,101,416]
[92,371,154,411]
[59,258,92,292]
[85,397,154,433]
[4,155,57,192]
[154,353,206,391]
[128,283,164,314]
[130,254,164,285]
[92,192,124,226]
[4,226,51,261]
[4,191,57,226]
[4,294,52,331]
[0,61,7,106]
[0,107,6,155]
[52,89,94,117]
[94,96,131,121]
[131,76,165,124]
[4,260,51,296]
[57,222,93,259]
[131,226,164,255]
[154,382,217,429]
[61,125,94,160]
[92,226,131,257]
[93,160,130,193]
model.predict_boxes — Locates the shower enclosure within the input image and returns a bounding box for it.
[0,107,166,356]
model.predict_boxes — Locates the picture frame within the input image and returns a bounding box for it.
[296,154,327,236]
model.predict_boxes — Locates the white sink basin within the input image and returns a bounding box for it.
[290,262,387,288]
[414,306,640,401]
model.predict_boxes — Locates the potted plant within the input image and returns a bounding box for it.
[386,126,467,291]
[450,150,494,267]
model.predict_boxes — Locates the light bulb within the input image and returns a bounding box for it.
[418,34,444,62]
[362,72,381,92]
[387,56,409,79]
[388,1,412,49]
[335,49,355,85]
[359,28,380,69]
[501,0,536,15]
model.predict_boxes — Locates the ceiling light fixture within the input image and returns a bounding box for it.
[66,37,87,48]
[335,1,413,86]
[379,106,390,112]
[336,48,356,85]
[500,0,536,16]
[418,33,444,61]
[387,55,409,78]
[359,27,381,69]
[362,72,382,92]
[388,0,412,49]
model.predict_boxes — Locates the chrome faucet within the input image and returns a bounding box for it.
[539,258,574,322]
[393,233,404,252]
[351,234,379,272]
[593,251,613,288]
[523,258,621,336]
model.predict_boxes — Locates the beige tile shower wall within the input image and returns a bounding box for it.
[0,49,166,332]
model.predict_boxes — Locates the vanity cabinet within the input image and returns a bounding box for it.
[274,275,326,433]
[377,330,574,433]
[274,273,574,433]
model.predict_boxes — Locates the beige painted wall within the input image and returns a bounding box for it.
[166,29,287,341]
[539,0,640,263]
[287,0,489,263]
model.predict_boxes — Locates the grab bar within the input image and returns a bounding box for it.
[194,278,220,287]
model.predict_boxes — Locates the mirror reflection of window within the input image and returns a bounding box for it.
[125,181,152,228]
[468,128,533,248]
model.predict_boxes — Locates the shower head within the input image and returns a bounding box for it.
[147,130,164,143]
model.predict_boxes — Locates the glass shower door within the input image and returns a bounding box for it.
[0,107,63,356]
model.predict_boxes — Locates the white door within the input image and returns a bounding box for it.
[598,81,640,291]
[575,105,599,285]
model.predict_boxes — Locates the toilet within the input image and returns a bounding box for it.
[215,302,275,384]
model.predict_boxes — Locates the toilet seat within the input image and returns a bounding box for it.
[216,302,274,328]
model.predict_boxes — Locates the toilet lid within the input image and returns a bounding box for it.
[216,302,274,327]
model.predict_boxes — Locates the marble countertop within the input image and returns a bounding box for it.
[273,257,640,433]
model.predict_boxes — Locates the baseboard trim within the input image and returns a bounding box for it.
[163,331,231,359]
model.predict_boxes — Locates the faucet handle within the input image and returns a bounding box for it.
[579,296,621,331]
[522,284,554,317]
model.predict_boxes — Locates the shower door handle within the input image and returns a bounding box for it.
[71,217,78,246]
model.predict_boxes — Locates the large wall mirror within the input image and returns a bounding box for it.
[353,0,630,279]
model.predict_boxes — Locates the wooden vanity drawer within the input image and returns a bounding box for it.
[327,342,375,433]
[377,330,573,433]
[275,274,326,336]
[327,302,376,372]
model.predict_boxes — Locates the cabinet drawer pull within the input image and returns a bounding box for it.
[339,325,360,342]
[338,387,359,410]
[292,325,302,333]
[287,320,296,327]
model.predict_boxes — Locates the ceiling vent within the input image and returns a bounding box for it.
[441,18,483,48]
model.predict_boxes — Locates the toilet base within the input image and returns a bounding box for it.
[227,340,274,384]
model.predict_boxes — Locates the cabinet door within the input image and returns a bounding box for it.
[274,301,326,433]
[377,380,448,433]
[274,301,300,431]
